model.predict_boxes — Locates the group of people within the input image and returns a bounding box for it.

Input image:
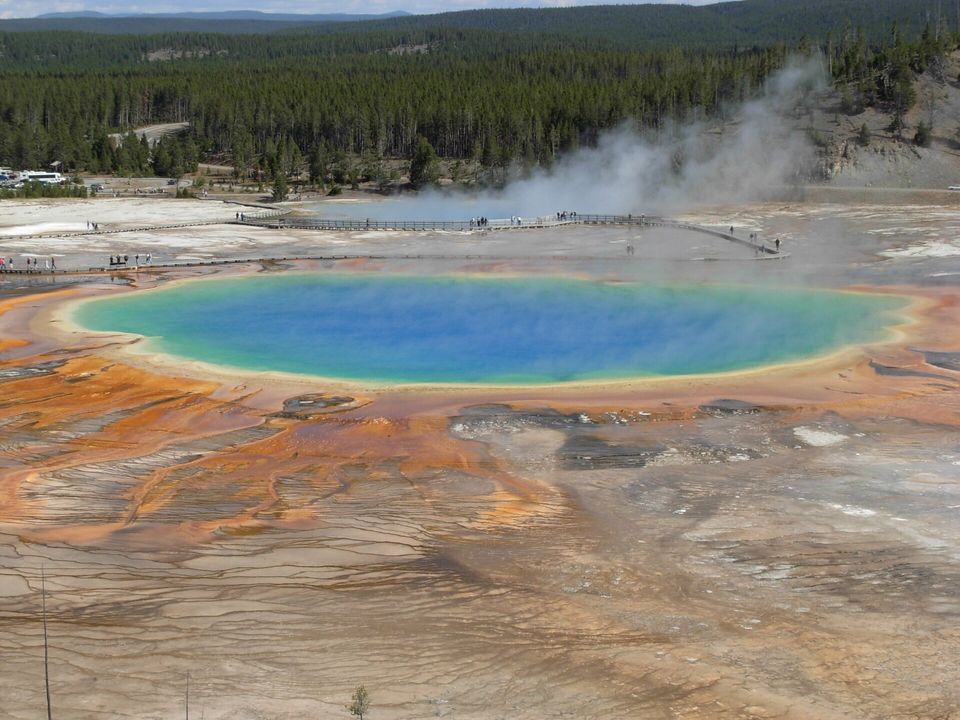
[108,253,152,267]
[747,232,783,254]
[235,212,247,221]
[0,256,55,272]
[0,252,158,273]
[730,226,783,254]
[465,211,579,228]
[86,221,100,231]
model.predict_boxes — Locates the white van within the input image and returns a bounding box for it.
[19,171,65,185]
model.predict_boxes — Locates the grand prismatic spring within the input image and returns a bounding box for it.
[74,274,905,384]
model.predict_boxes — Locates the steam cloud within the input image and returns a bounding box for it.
[422,54,828,217]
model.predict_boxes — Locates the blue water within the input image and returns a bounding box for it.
[75,274,903,384]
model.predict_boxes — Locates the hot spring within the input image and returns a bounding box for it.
[74,274,905,385]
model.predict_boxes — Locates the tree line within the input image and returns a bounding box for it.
[0,22,955,182]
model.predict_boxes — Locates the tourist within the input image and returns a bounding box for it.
[775,238,781,252]
[146,253,152,264]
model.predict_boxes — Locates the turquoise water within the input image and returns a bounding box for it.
[75,274,904,384]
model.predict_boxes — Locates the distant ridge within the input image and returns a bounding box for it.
[3,10,411,34]
[36,11,108,18]
[35,10,411,21]
[3,0,956,41]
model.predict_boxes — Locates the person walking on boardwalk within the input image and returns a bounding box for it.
[775,238,781,253]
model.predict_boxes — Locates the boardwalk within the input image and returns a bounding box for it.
[0,208,786,277]
[237,212,785,256]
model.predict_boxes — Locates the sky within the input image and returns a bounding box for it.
[1,0,725,20]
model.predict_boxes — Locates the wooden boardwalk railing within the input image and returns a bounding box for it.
[236,212,784,256]
[237,215,578,232]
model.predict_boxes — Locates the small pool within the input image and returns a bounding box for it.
[75,274,904,384]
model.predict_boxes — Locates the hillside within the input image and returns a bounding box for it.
[308,0,960,48]
[0,11,407,35]
[37,11,410,21]
[2,0,958,45]
[813,50,960,188]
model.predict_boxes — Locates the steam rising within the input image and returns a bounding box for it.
[328,55,827,221]
[493,54,826,215]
